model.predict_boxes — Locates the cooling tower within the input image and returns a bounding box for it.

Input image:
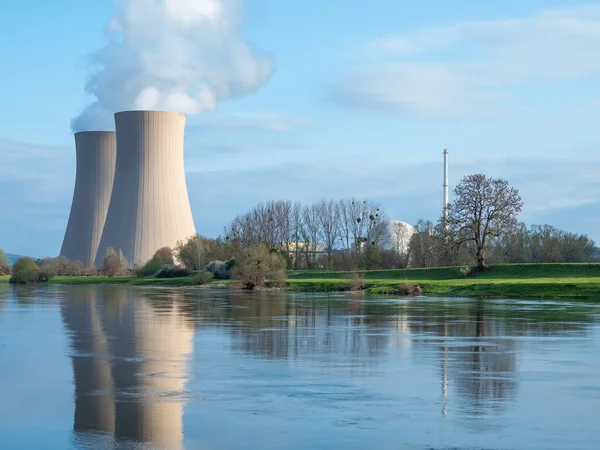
[95,111,196,267]
[60,131,117,265]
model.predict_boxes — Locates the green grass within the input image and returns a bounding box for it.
[3,263,600,300]
[47,273,198,286]
[286,263,600,300]
[0,275,9,283]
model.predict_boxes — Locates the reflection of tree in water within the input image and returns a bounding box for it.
[410,300,593,416]
[61,286,193,449]
[0,284,8,311]
[219,292,397,367]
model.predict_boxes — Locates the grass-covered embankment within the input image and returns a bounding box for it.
[286,263,600,300]
[2,263,599,300]
[0,273,203,286]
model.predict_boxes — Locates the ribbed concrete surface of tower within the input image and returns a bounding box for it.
[60,131,117,265]
[95,111,196,267]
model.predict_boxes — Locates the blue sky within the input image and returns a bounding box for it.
[1,0,599,257]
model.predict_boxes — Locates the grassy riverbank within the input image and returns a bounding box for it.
[286,263,600,299]
[2,263,599,300]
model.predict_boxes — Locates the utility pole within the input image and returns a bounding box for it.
[443,149,449,228]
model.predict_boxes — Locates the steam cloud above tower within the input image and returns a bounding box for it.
[71,0,274,132]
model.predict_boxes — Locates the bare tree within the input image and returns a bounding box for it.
[409,220,439,268]
[440,174,523,271]
[336,199,355,266]
[301,203,321,269]
[316,199,340,269]
[101,248,128,277]
[389,221,414,267]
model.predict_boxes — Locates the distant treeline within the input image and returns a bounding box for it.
[409,220,597,269]
[221,198,598,271]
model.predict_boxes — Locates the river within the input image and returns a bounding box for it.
[0,284,599,449]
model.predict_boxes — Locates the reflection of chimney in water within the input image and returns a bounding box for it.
[441,322,449,417]
[62,289,193,448]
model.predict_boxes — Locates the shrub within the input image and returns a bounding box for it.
[175,235,211,270]
[233,246,287,290]
[84,262,98,276]
[341,272,366,291]
[101,248,128,277]
[399,284,422,296]
[154,247,175,265]
[155,265,190,278]
[0,249,10,275]
[136,256,164,277]
[9,257,51,284]
[38,268,55,282]
[458,265,474,277]
[205,258,236,280]
[37,256,87,276]
[193,271,214,285]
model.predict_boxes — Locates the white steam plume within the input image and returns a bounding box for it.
[71,0,274,132]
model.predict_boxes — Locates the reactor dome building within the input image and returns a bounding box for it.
[386,220,417,256]
[60,131,117,265]
[94,110,197,267]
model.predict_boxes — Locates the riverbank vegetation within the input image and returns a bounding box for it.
[285,263,600,300]
[0,249,10,276]
[3,262,598,301]
[1,174,597,293]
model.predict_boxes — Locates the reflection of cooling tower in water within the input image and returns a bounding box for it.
[61,132,117,265]
[62,288,193,448]
[61,289,115,433]
[95,111,197,267]
[107,292,193,447]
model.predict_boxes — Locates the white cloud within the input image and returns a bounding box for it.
[336,4,600,118]
[188,112,311,133]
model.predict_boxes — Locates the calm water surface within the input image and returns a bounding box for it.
[0,284,599,449]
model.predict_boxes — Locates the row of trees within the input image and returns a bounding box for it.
[224,198,401,270]
[407,174,596,270]
[221,174,597,272]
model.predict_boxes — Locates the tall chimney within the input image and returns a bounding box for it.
[61,131,117,264]
[443,148,449,227]
[95,111,197,267]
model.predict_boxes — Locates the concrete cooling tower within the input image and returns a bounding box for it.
[95,111,196,267]
[60,131,117,265]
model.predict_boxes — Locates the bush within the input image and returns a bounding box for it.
[136,256,164,277]
[0,249,10,275]
[9,257,52,284]
[38,268,55,282]
[154,247,175,265]
[233,246,287,290]
[155,265,190,278]
[175,235,210,270]
[342,272,366,291]
[458,265,474,277]
[101,248,128,277]
[205,258,236,280]
[37,256,86,276]
[399,284,422,296]
[193,271,214,285]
